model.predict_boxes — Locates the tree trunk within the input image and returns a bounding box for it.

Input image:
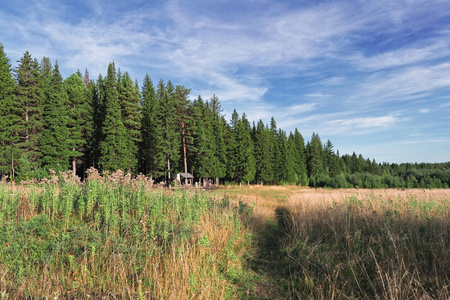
[167,158,171,188]
[72,148,76,177]
[182,121,188,185]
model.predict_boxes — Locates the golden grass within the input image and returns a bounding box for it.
[217,186,450,299]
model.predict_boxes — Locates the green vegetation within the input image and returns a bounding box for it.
[1,45,449,187]
[0,172,253,298]
[0,179,448,298]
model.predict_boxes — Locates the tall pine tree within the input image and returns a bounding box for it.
[139,74,160,177]
[65,73,93,176]
[0,44,20,177]
[99,62,130,172]
[154,80,180,183]
[40,61,71,171]
[15,51,44,178]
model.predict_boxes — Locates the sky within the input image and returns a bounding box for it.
[1,0,449,164]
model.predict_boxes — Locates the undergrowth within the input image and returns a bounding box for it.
[0,169,253,299]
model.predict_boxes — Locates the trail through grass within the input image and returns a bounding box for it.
[218,187,450,299]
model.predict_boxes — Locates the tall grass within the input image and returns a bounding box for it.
[277,189,450,299]
[0,169,252,299]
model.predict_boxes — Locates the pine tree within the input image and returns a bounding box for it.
[269,117,281,182]
[89,75,106,168]
[99,62,130,172]
[286,132,298,184]
[238,113,256,184]
[15,51,44,177]
[226,109,240,182]
[65,73,93,176]
[40,61,71,171]
[154,80,180,184]
[254,120,273,184]
[118,72,141,171]
[139,74,160,176]
[307,132,325,178]
[174,85,192,182]
[208,96,227,184]
[292,128,308,186]
[0,43,21,177]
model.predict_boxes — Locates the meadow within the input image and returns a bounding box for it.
[0,173,449,299]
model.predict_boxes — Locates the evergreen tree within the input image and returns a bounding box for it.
[226,109,240,182]
[0,43,20,177]
[208,96,227,184]
[99,62,130,172]
[118,72,140,171]
[239,113,256,184]
[254,120,273,185]
[174,85,192,180]
[154,80,180,183]
[286,132,298,184]
[191,96,209,180]
[89,75,105,168]
[139,74,160,176]
[40,61,71,171]
[277,129,288,183]
[65,73,93,176]
[324,139,340,177]
[269,117,281,182]
[15,51,44,177]
[292,128,308,186]
[307,132,325,178]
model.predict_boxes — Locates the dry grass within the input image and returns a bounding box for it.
[217,186,450,299]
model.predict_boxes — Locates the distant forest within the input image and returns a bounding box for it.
[1,44,449,188]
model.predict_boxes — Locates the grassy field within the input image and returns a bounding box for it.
[0,175,449,299]
[218,186,450,299]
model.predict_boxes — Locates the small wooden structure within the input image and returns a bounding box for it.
[176,172,194,185]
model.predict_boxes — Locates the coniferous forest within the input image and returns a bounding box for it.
[1,45,449,188]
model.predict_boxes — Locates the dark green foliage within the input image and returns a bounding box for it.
[118,72,141,172]
[139,74,160,177]
[14,51,44,178]
[306,132,325,178]
[65,73,93,176]
[154,80,180,182]
[99,62,131,172]
[0,43,20,177]
[40,61,71,171]
[0,45,449,187]
[254,120,273,184]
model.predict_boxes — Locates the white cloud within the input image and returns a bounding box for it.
[419,108,430,113]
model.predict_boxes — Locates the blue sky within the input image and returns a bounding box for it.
[1,0,449,163]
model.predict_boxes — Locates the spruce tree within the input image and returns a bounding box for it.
[118,72,140,171]
[307,132,325,178]
[0,43,20,177]
[90,75,106,168]
[208,96,227,184]
[99,62,130,172]
[269,117,281,182]
[238,113,256,184]
[174,85,192,181]
[191,96,208,180]
[40,61,71,171]
[65,73,93,176]
[226,109,240,182]
[15,51,44,177]
[254,120,273,185]
[154,80,180,183]
[139,74,160,176]
[286,132,298,184]
[293,128,308,186]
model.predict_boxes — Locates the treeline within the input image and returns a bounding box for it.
[1,45,449,188]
